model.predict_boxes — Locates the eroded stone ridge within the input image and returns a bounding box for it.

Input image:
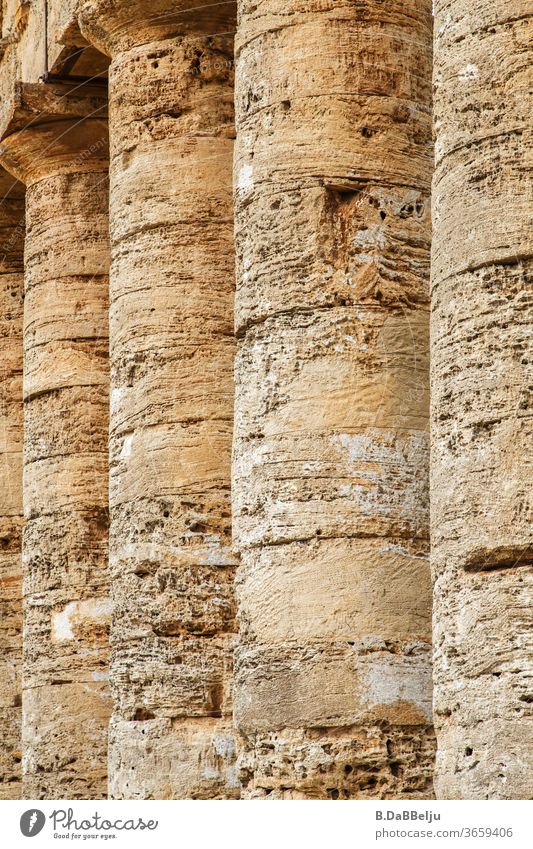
[0,0,530,802]
[233,0,435,798]
[0,167,24,799]
[0,113,111,800]
[431,0,533,799]
[78,0,240,799]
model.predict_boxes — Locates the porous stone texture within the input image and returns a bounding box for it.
[432,1,533,799]
[78,1,240,798]
[0,117,111,799]
[0,168,24,798]
[233,0,435,798]
[0,0,46,95]
[0,0,529,805]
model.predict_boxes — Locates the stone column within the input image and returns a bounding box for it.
[432,1,533,799]
[78,1,239,798]
[0,113,111,799]
[0,168,24,798]
[233,1,434,798]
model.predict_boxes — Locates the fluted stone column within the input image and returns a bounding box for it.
[0,115,111,799]
[78,1,239,798]
[233,1,434,798]
[0,169,24,798]
[432,0,533,799]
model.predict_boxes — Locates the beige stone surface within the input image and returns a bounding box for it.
[1,2,100,103]
[0,110,111,799]
[0,0,46,88]
[0,167,24,799]
[233,0,435,798]
[78,0,239,798]
[0,0,529,804]
[431,0,533,800]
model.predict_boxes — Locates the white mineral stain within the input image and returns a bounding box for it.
[213,734,236,759]
[353,224,386,249]
[120,433,134,459]
[345,334,368,350]
[332,433,379,467]
[362,657,433,722]
[238,164,254,192]
[52,599,112,641]
[355,252,376,265]
[110,387,124,411]
[110,542,237,568]
[381,543,428,561]
[459,64,479,81]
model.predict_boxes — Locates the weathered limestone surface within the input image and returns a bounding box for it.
[0,0,529,804]
[78,0,240,798]
[0,167,24,798]
[0,0,46,98]
[0,0,107,86]
[233,0,435,798]
[432,0,533,799]
[0,108,111,799]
